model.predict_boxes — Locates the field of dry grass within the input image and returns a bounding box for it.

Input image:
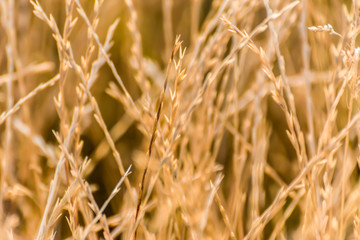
[1,0,360,239]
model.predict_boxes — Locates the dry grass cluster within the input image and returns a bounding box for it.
[1,0,360,239]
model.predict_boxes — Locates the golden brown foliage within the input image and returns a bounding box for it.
[1,0,360,239]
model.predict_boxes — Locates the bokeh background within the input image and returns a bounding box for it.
[1,0,360,239]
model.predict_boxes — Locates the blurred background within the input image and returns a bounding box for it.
[1,0,359,239]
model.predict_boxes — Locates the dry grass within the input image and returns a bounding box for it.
[1,0,360,239]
